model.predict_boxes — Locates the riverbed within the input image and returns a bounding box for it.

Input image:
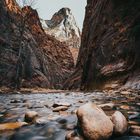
[0,90,140,140]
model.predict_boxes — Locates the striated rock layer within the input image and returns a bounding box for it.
[64,0,140,90]
[0,0,74,89]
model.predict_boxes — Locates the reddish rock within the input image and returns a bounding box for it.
[0,0,74,89]
[0,122,27,131]
[64,0,140,90]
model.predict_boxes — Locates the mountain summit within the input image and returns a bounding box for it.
[41,8,81,49]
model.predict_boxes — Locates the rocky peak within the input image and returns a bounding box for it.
[41,7,81,48]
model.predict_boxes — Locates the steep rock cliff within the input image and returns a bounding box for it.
[0,0,74,89]
[41,8,81,63]
[64,0,140,90]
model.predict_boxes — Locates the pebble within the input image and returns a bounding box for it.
[24,111,38,123]
[52,102,71,108]
[130,125,140,137]
[53,106,69,112]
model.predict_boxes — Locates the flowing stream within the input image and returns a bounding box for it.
[0,90,140,140]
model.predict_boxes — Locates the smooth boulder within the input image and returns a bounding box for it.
[111,111,128,135]
[77,102,113,140]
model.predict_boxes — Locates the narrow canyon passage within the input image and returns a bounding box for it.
[0,0,140,140]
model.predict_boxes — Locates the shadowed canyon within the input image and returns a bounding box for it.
[0,0,140,140]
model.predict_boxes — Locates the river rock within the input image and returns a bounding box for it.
[98,103,115,111]
[121,91,131,95]
[35,117,49,125]
[52,102,71,107]
[111,111,128,135]
[24,111,38,123]
[56,115,77,130]
[66,131,84,140]
[0,122,27,131]
[77,102,113,140]
[130,126,140,137]
[53,106,69,112]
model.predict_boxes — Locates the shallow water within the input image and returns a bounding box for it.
[0,90,140,140]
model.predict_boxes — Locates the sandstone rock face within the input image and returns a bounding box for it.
[111,111,128,135]
[0,0,74,89]
[64,0,140,90]
[77,102,113,140]
[41,8,81,64]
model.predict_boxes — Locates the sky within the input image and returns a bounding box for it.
[34,0,87,30]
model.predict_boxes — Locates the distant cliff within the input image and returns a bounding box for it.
[41,8,81,64]
[0,0,74,89]
[64,0,140,90]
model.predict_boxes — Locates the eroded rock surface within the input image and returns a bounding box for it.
[0,0,74,89]
[64,0,140,90]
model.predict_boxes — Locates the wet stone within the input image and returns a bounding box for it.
[53,106,69,112]
[52,102,71,108]
[111,111,128,136]
[10,99,22,103]
[130,126,140,137]
[25,111,38,123]
[66,131,84,140]
[35,117,48,125]
[0,122,28,131]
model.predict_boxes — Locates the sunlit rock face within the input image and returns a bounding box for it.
[0,0,74,89]
[41,8,81,64]
[64,0,140,90]
[41,8,81,48]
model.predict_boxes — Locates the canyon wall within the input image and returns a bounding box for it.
[64,0,140,90]
[0,0,74,89]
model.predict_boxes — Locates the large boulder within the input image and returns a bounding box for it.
[77,102,113,140]
[111,111,128,135]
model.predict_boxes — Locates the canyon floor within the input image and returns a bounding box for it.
[0,89,140,140]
